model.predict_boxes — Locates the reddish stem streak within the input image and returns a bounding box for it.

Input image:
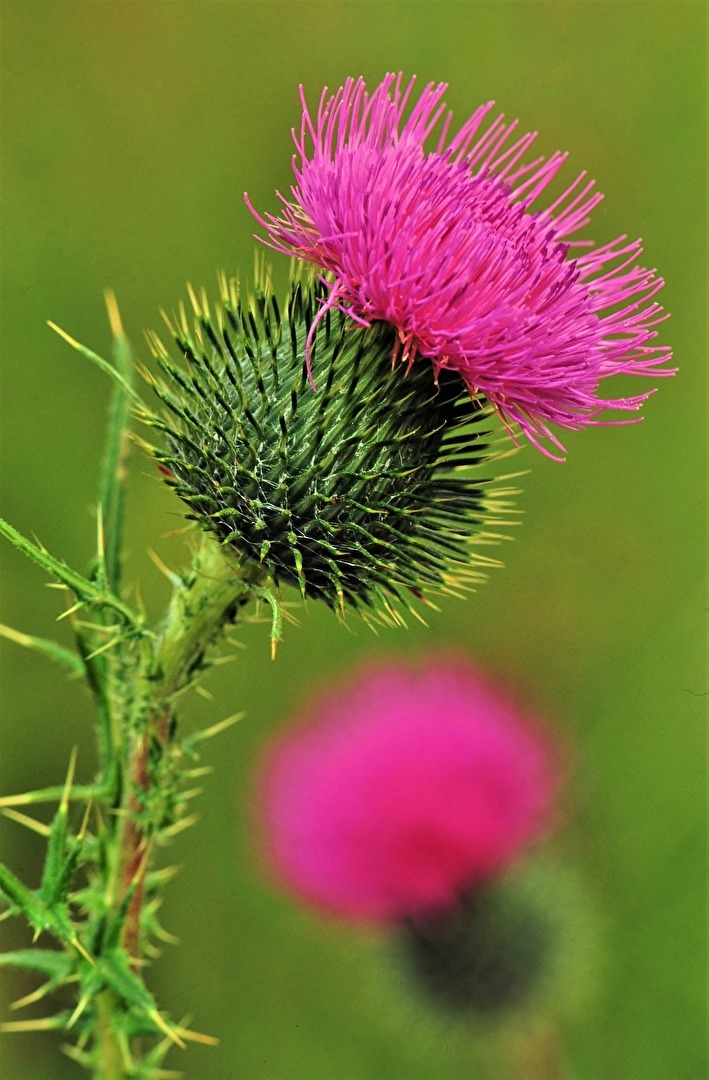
[118,709,170,964]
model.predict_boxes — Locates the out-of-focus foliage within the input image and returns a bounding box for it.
[0,3,704,1078]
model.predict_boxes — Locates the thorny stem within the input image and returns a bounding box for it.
[96,537,266,1074]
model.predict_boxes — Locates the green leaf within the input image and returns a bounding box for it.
[47,320,143,407]
[0,861,45,921]
[98,292,134,593]
[39,752,87,906]
[98,951,155,1014]
[0,516,142,630]
[0,863,92,963]
[0,622,85,676]
[98,950,185,1046]
[0,949,73,979]
[0,783,101,809]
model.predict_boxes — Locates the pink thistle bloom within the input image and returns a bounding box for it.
[246,74,675,457]
[258,659,559,922]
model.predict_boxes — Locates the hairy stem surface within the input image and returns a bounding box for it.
[94,537,266,1076]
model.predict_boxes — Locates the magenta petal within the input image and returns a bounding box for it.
[247,74,675,457]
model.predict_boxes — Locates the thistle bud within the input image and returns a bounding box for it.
[144,268,513,619]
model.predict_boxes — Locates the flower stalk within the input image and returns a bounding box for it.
[109,537,266,969]
[95,992,124,1080]
[514,1025,565,1080]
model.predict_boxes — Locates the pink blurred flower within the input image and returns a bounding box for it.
[258,659,558,922]
[246,74,674,457]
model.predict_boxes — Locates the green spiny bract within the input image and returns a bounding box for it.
[144,269,514,619]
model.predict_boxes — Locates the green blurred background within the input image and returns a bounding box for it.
[0,2,705,1078]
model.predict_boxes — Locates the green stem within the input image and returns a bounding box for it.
[95,992,124,1080]
[513,1025,566,1080]
[154,537,265,698]
[0,784,104,808]
[93,536,266,1077]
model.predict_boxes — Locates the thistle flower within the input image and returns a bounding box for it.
[143,269,514,622]
[258,659,557,921]
[247,74,675,456]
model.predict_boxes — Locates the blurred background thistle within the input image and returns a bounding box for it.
[0,4,704,1080]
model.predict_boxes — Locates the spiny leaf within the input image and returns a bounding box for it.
[0,517,142,630]
[96,950,186,1047]
[0,783,101,809]
[0,949,74,979]
[0,862,46,921]
[47,320,143,406]
[0,622,85,675]
[39,750,78,904]
[98,290,134,592]
[0,863,93,963]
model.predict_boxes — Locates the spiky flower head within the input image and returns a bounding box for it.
[258,658,557,921]
[247,74,675,457]
[143,268,513,622]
